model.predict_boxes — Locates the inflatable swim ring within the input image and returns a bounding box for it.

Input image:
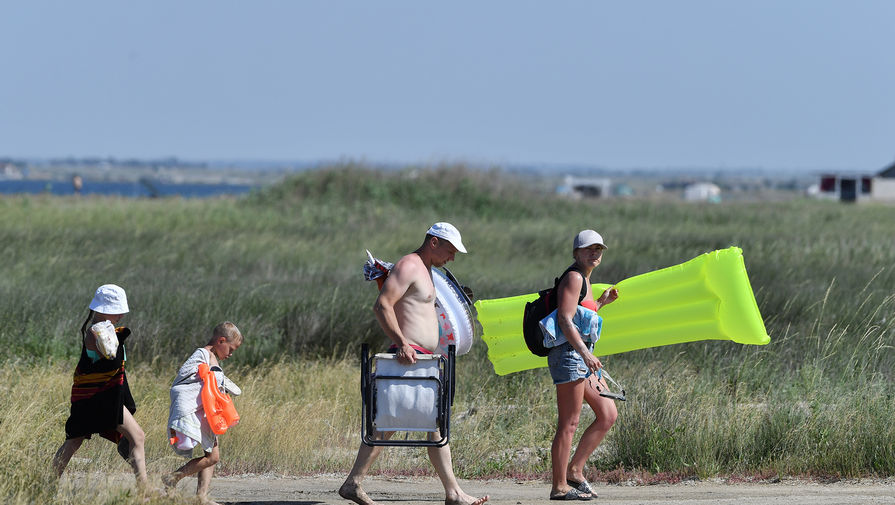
[364,250,475,356]
[433,267,474,356]
[475,247,770,375]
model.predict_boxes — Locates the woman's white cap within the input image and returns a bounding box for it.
[573,229,608,249]
[426,222,467,253]
[89,284,129,314]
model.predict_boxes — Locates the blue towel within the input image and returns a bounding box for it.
[539,305,603,348]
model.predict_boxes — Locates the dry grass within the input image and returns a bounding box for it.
[1,164,894,503]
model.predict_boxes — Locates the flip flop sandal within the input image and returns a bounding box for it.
[567,479,595,495]
[550,487,593,501]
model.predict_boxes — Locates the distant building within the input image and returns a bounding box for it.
[613,183,634,197]
[815,173,873,202]
[871,160,895,201]
[556,175,611,199]
[683,182,721,203]
[813,160,895,202]
[1,163,24,180]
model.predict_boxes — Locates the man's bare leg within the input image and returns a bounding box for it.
[427,441,489,505]
[339,433,392,505]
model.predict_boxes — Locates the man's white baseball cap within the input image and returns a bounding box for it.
[88,284,130,314]
[426,222,467,253]
[573,229,608,250]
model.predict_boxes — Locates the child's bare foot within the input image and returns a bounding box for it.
[135,485,167,504]
[446,492,489,505]
[339,481,378,505]
[161,473,179,490]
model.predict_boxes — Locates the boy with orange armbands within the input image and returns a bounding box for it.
[163,322,243,504]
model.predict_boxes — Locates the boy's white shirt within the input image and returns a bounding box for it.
[167,347,241,453]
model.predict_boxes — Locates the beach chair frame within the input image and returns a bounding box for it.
[360,343,455,447]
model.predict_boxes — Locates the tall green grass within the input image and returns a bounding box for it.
[1,163,893,503]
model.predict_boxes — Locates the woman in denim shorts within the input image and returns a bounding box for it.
[547,230,619,501]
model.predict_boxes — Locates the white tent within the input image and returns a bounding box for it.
[684,182,721,203]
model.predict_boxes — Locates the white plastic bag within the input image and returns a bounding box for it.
[91,320,119,359]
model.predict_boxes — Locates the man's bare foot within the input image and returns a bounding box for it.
[446,492,490,505]
[339,481,378,505]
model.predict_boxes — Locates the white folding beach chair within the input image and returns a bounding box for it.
[360,344,455,447]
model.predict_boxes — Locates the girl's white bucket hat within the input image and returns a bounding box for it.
[88,284,129,314]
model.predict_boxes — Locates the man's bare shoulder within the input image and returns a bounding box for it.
[392,252,427,277]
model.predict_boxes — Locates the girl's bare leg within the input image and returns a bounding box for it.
[116,407,147,485]
[52,437,85,477]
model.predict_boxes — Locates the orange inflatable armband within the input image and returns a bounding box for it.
[197,363,240,435]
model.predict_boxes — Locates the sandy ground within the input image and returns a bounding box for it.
[158,473,895,505]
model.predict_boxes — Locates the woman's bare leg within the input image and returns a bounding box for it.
[567,374,617,484]
[551,378,587,496]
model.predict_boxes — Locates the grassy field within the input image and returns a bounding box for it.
[1,164,893,504]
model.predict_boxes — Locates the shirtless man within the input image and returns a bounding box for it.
[339,223,488,505]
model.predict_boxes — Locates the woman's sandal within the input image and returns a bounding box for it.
[567,479,595,495]
[550,487,593,501]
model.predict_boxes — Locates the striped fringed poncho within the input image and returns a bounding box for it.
[64,326,137,442]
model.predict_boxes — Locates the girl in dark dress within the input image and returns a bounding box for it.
[52,284,147,486]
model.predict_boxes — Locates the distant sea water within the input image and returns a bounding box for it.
[0,179,258,198]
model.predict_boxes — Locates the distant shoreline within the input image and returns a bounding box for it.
[0,178,259,198]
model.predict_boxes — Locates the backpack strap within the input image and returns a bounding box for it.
[555,265,589,304]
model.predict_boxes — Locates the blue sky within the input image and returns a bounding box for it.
[2,1,894,171]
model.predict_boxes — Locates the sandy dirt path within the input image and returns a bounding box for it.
[167,474,895,505]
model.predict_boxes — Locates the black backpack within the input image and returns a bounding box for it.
[522,266,588,357]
